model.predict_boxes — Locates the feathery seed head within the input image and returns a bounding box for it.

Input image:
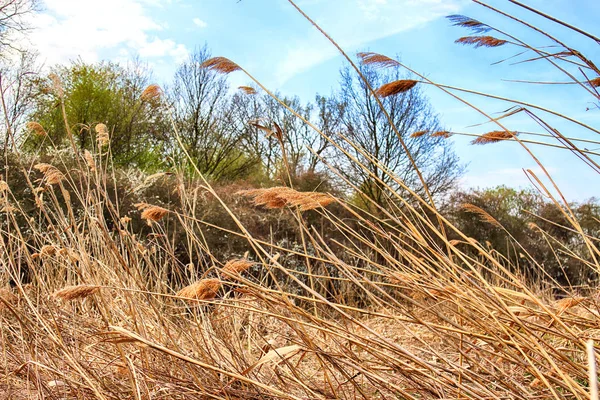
[177,278,221,301]
[140,84,162,102]
[222,259,254,275]
[34,163,64,185]
[140,205,169,222]
[238,187,334,211]
[48,73,64,98]
[84,150,96,171]
[53,285,100,301]
[26,122,47,137]
[461,203,501,228]
[201,57,241,74]
[375,80,418,98]
[238,86,257,95]
[410,130,429,138]
[472,130,517,145]
[447,15,491,33]
[456,36,507,48]
[358,52,399,68]
[95,124,110,147]
[431,130,452,138]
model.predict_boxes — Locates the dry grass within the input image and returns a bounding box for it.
[1,2,599,399]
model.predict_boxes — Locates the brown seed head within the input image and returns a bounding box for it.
[357,52,399,68]
[410,130,429,138]
[48,73,64,98]
[177,278,221,301]
[40,245,57,257]
[84,150,96,171]
[140,205,169,222]
[222,259,254,275]
[95,124,110,147]
[472,130,517,145]
[34,163,65,185]
[201,57,241,74]
[140,84,162,102]
[555,296,586,313]
[375,80,418,98]
[238,86,257,95]
[26,122,47,137]
[589,77,600,88]
[53,285,100,301]
[237,187,334,211]
[447,15,491,34]
[431,130,452,138]
[461,203,501,228]
[456,36,507,48]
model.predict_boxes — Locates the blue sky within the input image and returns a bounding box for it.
[24,0,600,202]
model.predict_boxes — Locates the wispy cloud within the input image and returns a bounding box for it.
[275,0,467,85]
[24,0,188,67]
[192,17,208,28]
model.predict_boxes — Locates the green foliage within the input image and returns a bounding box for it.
[26,60,168,170]
[448,186,600,286]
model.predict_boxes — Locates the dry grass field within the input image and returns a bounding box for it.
[1,1,600,399]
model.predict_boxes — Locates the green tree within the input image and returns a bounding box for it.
[28,59,167,170]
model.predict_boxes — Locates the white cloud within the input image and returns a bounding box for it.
[192,17,207,28]
[275,0,467,85]
[23,0,188,67]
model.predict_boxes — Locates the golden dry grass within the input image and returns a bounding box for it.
[1,2,599,399]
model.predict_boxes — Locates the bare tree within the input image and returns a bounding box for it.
[170,46,260,181]
[0,0,38,53]
[0,50,39,153]
[329,62,463,204]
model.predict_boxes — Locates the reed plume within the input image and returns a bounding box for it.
[140,84,162,102]
[375,80,418,97]
[26,122,47,137]
[140,205,169,222]
[40,245,57,257]
[357,52,399,68]
[447,15,491,33]
[461,203,502,228]
[589,77,600,88]
[238,86,257,95]
[48,73,64,98]
[222,259,255,275]
[84,150,96,171]
[238,187,335,211]
[53,285,100,301]
[410,130,429,138]
[431,130,451,138]
[95,124,110,147]
[177,278,221,301]
[201,57,241,74]
[472,130,517,145]
[456,36,507,48]
[555,297,586,313]
[34,163,65,185]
